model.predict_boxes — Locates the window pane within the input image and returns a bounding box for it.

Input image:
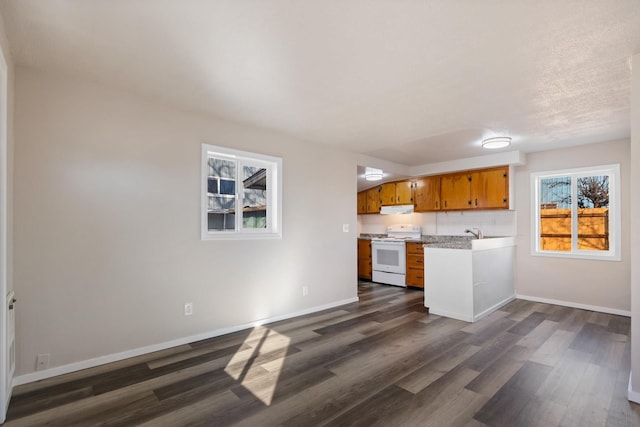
[208,212,235,231]
[207,156,237,231]
[209,195,235,212]
[208,157,235,179]
[242,165,267,229]
[577,176,609,251]
[539,177,571,251]
[208,196,235,231]
[219,179,236,195]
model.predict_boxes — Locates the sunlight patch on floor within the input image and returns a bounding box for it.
[224,326,291,405]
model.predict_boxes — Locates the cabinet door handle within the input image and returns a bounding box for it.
[435,201,439,209]
[475,198,478,206]
[444,201,448,208]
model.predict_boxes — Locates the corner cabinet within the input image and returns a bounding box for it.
[357,191,367,214]
[470,166,509,209]
[406,242,424,288]
[357,187,382,214]
[366,187,381,213]
[358,239,372,280]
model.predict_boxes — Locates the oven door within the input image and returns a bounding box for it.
[372,241,406,274]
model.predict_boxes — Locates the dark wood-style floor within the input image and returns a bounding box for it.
[5,282,640,426]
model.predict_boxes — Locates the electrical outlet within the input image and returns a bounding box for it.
[184,302,193,316]
[342,224,349,233]
[36,353,50,371]
[302,286,309,297]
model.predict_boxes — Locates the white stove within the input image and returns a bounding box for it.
[372,224,422,242]
[371,225,421,287]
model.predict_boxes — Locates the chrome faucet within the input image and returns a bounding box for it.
[465,228,483,239]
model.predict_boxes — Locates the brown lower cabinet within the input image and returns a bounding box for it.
[357,239,372,280]
[406,242,424,288]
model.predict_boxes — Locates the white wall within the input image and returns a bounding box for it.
[514,140,631,313]
[433,210,516,237]
[629,53,640,401]
[358,210,516,237]
[0,7,14,295]
[0,8,15,423]
[358,212,437,235]
[13,67,358,378]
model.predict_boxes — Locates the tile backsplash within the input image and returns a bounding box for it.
[357,210,516,237]
[434,210,516,236]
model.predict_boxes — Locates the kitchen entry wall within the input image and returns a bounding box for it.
[13,67,359,380]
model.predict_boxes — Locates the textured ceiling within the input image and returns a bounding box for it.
[1,0,639,168]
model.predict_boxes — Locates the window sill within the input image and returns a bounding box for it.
[530,250,621,262]
[201,231,282,241]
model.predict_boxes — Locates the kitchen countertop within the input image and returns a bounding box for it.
[359,234,476,249]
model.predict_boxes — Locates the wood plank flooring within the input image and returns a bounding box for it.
[5,282,640,426]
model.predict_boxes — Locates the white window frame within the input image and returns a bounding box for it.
[201,144,282,240]
[531,164,620,261]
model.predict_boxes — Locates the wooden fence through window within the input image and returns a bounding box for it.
[540,208,609,251]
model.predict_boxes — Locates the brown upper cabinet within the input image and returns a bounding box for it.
[441,173,472,210]
[366,186,381,213]
[380,181,413,206]
[414,175,441,211]
[379,183,395,205]
[357,191,368,214]
[440,166,509,210]
[395,181,413,205]
[357,166,509,214]
[470,166,509,209]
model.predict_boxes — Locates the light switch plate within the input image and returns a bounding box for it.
[343,224,349,232]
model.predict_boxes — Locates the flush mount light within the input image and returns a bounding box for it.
[482,136,512,149]
[365,167,383,181]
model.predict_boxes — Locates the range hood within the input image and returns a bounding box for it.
[380,204,414,215]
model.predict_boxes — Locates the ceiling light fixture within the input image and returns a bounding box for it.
[365,167,383,181]
[481,136,512,149]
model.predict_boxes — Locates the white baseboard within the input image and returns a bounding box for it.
[428,308,473,323]
[429,295,516,324]
[13,296,359,386]
[515,294,631,317]
[629,372,640,404]
[473,295,516,322]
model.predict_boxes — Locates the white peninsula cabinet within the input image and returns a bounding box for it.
[423,237,516,322]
